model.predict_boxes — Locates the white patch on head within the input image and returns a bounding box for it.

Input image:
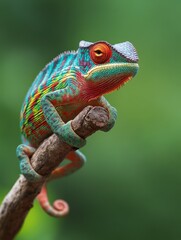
[113,41,139,62]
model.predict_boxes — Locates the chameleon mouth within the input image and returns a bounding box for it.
[85,62,139,81]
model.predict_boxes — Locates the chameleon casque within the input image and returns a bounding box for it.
[16,40,139,217]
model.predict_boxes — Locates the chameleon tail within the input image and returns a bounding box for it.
[37,150,85,217]
[37,184,69,217]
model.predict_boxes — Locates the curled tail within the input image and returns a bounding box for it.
[37,150,86,217]
[37,184,69,217]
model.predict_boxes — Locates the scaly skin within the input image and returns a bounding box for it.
[16,40,139,217]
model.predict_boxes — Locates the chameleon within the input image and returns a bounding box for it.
[16,40,139,217]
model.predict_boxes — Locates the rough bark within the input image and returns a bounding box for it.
[0,106,109,240]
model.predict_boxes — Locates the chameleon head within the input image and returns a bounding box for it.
[77,40,139,100]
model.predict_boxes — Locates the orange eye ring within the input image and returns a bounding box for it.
[90,43,112,64]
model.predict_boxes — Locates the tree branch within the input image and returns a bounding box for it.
[0,106,109,240]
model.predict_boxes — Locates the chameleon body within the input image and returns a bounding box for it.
[16,40,139,217]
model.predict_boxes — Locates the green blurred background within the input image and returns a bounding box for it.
[0,0,181,239]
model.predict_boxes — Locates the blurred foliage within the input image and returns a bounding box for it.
[0,0,181,239]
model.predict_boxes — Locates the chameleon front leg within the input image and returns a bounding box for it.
[41,88,86,148]
[37,150,86,217]
[97,96,118,132]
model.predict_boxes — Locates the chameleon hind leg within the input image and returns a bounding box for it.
[16,144,42,182]
[37,150,86,217]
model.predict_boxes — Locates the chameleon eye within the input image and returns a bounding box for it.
[90,43,112,64]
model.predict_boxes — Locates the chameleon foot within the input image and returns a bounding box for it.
[57,121,86,148]
[97,97,118,132]
[16,144,43,182]
[37,184,69,217]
